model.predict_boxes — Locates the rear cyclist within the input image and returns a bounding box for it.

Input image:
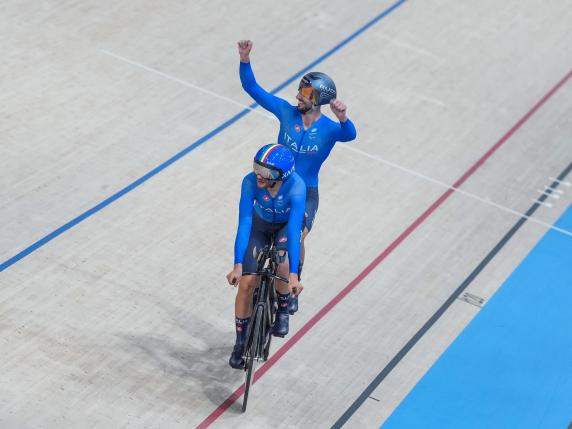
[237,40,357,314]
[226,143,306,369]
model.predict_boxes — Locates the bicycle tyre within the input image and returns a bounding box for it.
[263,278,278,360]
[263,331,272,361]
[263,294,275,360]
[243,305,264,412]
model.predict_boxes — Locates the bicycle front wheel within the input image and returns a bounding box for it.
[243,305,264,412]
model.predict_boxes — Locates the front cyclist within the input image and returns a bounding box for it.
[237,40,357,314]
[226,143,306,369]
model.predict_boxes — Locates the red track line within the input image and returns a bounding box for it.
[195,69,572,429]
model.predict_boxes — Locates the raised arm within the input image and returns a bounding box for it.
[238,40,289,118]
[330,99,357,142]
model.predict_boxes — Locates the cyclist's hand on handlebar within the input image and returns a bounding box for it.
[289,273,303,296]
[226,264,243,286]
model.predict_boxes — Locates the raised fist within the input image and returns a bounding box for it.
[330,99,348,122]
[237,40,253,63]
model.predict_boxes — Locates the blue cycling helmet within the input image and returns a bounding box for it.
[299,72,337,106]
[253,144,295,181]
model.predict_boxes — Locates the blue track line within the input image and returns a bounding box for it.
[0,0,408,272]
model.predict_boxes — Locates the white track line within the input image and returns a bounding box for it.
[100,49,572,237]
[549,176,571,186]
[537,190,560,199]
[533,200,553,208]
[375,33,442,61]
[416,94,447,108]
[545,186,564,194]
[338,144,572,237]
[98,48,276,122]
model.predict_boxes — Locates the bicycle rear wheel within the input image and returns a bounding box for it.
[243,305,264,412]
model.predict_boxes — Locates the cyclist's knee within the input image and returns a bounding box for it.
[238,275,258,292]
[277,260,289,278]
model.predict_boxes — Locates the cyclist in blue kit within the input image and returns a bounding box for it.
[226,143,306,369]
[237,40,357,314]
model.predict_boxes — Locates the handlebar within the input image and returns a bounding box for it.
[242,272,289,283]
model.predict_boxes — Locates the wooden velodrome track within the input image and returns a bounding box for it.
[1,0,571,427]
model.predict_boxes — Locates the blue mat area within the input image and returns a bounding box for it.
[382,205,572,429]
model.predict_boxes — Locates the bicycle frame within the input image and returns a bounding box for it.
[241,236,288,411]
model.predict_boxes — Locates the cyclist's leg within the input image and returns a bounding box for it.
[289,187,319,314]
[299,227,309,280]
[300,186,319,277]
[230,215,268,368]
[235,275,258,317]
[272,226,292,337]
[235,213,271,314]
[274,226,292,295]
